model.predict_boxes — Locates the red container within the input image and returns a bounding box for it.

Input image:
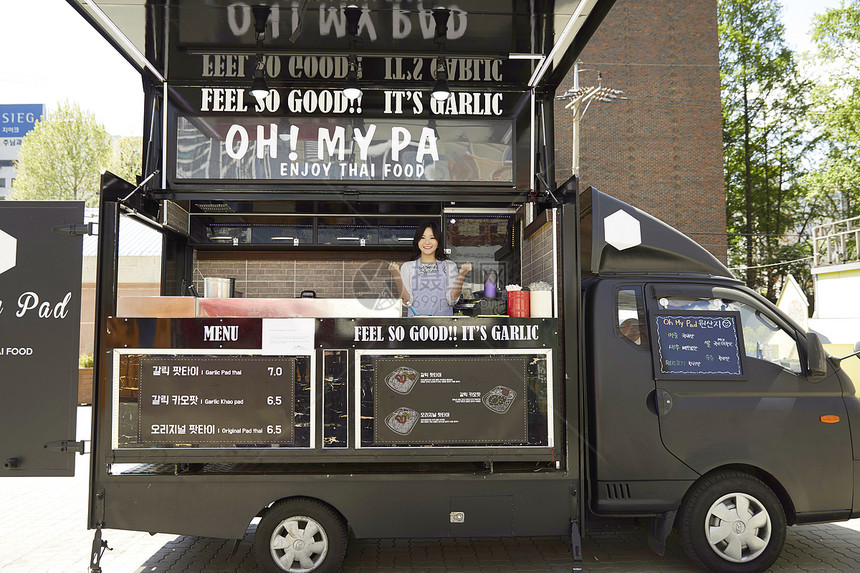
[507,290,530,317]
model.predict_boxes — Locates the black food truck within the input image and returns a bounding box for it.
[2,2,860,573]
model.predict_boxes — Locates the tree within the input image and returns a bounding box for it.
[111,136,143,184]
[10,101,111,207]
[719,0,813,299]
[806,0,860,221]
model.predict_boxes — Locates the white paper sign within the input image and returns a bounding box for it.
[262,318,315,355]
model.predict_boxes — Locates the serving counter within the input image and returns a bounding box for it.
[117,296,403,318]
[105,312,559,465]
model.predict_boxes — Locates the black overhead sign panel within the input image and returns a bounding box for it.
[174,3,524,57]
[165,2,537,185]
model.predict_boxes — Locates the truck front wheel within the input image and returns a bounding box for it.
[253,498,348,573]
[680,472,786,572]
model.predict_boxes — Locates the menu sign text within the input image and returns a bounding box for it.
[372,355,528,445]
[653,312,744,377]
[138,356,296,445]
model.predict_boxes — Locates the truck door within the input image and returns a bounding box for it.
[0,202,84,476]
[647,283,853,515]
[585,281,698,514]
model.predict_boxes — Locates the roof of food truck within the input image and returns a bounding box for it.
[66,0,616,92]
[580,187,737,280]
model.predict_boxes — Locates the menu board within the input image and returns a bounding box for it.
[372,355,528,445]
[653,312,744,377]
[138,356,295,445]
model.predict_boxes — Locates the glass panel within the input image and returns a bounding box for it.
[174,116,513,183]
[115,353,312,449]
[731,303,802,373]
[445,215,518,303]
[616,287,647,347]
[359,352,548,448]
[659,295,801,374]
[317,218,379,245]
[193,216,314,245]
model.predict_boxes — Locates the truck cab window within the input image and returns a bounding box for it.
[616,287,647,347]
[659,295,801,374]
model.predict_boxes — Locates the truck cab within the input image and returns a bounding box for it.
[581,187,860,571]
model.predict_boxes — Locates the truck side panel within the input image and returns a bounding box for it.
[99,473,574,539]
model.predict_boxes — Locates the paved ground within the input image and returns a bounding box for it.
[4,407,860,572]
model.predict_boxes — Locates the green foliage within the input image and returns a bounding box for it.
[10,102,112,207]
[111,136,143,184]
[719,0,815,301]
[807,0,860,220]
[79,353,94,368]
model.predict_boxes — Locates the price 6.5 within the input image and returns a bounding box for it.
[267,366,283,376]
[267,425,282,434]
[266,395,283,405]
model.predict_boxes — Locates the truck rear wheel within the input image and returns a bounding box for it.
[253,498,347,573]
[680,472,786,572]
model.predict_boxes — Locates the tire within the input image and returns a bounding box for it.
[680,472,786,573]
[253,498,348,573]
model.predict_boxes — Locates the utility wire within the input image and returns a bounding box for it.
[728,256,813,271]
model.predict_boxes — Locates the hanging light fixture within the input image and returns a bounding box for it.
[430,8,451,101]
[250,61,269,100]
[343,5,363,101]
[431,56,451,101]
[343,55,362,101]
[249,5,271,101]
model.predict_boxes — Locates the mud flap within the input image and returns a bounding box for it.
[646,510,676,556]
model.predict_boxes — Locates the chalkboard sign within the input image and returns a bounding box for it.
[138,355,296,445]
[652,312,744,378]
[371,355,529,445]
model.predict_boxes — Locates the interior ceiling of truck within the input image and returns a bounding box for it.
[66,0,616,92]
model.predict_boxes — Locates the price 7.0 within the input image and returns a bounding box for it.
[268,366,284,376]
[267,395,282,405]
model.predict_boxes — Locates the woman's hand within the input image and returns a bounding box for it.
[459,262,473,276]
[388,261,401,275]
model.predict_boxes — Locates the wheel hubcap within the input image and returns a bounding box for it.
[705,492,771,563]
[270,515,329,572]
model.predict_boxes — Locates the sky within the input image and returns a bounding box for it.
[0,0,846,138]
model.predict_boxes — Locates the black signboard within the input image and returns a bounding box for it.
[652,312,744,378]
[171,86,526,118]
[168,54,534,91]
[371,355,528,445]
[0,203,83,477]
[138,355,296,445]
[175,5,519,56]
[172,115,513,183]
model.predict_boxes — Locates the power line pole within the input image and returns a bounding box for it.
[556,62,626,176]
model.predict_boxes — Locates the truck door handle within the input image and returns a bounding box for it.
[655,389,674,416]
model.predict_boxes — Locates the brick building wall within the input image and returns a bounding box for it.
[522,213,556,288]
[195,252,399,300]
[554,0,727,260]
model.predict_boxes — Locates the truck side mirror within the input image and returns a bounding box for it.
[806,332,828,379]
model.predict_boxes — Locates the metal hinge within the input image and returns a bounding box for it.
[43,439,89,455]
[52,222,96,237]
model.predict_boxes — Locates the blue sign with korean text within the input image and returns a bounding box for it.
[0,104,45,137]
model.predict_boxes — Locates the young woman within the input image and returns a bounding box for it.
[388,221,472,316]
